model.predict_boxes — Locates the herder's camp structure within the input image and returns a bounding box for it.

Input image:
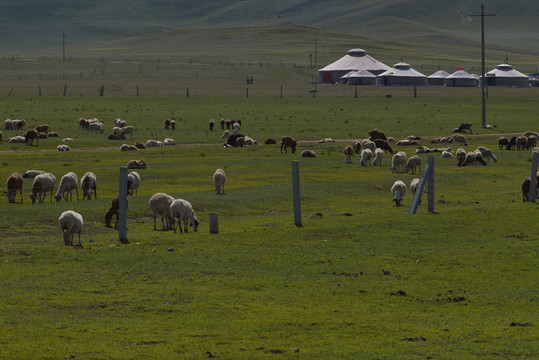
[427,70,449,85]
[340,70,377,85]
[485,64,529,87]
[445,69,479,87]
[318,49,390,84]
[376,62,428,86]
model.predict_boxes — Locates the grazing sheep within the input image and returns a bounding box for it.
[474,151,487,166]
[23,170,46,179]
[526,136,537,150]
[112,126,124,140]
[104,194,120,228]
[373,139,394,154]
[164,138,176,146]
[219,118,225,129]
[343,145,354,163]
[79,118,89,129]
[390,151,407,173]
[213,168,226,195]
[410,178,420,199]
[352,140,362,154]
[280,136,297,154]
[498,136,509,150]
[404,155,422,174]
[58,210,83,246]
[148,193,175,230]
[164,118,172,130]
[368,128,387,141]
[4,119,13,130]
[456,148,467,166]
[225,119,231,129]
[145,139,163,147]
[127,159,147,169]
[57,145,71,151]
[89,122,104,134]
[120,144,138,151]
[54,172,78,202]
[301,149,316,158]
[232,122,241,135]
[522,131,539,138]
[452,134,468,146]
[114,118,126,128]
[454,122,472,133]
[516,136,527,150]
[360,148,372,167]
[391,180,407,207]
[442,150,455,158]
[122,126,134,140]
[221,130,230,140]
[30,173,56,204]
[476,146,498,163]
[265,138,277,144]
[127,171,141,196]
[361,139,376,153]
[4,172,23,203]
[170,120,176,130]
[372,148,384,166]
[521,173,539,202]
[81,172,97,200]
[170,199,200,233]
[35,124,49,133]
[24,129,39,146]
[506,136,517,150]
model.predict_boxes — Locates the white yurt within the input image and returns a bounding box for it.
[318,49,390,84]
[445,69,479,87]
[340,70,377,85]
[485,64,529,87]
[376,62,428,86]
[427,70,449,85]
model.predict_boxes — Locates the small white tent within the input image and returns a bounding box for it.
[318,49,390,84]
[427,70,449,85]
[485,64,529,87]
[340,70,377,85]
[445,70,479,87]
[376,62,428,86]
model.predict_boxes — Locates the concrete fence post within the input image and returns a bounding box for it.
[529,152,539,202]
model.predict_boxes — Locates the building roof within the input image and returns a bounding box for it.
[378,62,427,78]
[486,64,528,78]
[446,70,476,79]
[319,48,390,73]
[341,70,377,79]
[428,70,449,79]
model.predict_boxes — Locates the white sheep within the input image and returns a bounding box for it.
[476,146,498,163]
[391,151,407,173]
[148,192,175,230]
[441,150,455,158]
[244,136,257,145]
[361,139,376,153]
[81,172,97,200]
[352,140,362,154]
[89,122,104,134]
[164,138,176,146]
[360,148,373,167]
[404,155,422,174]
[55,172,79,202]
[452,134,468,146]
[170,199,200,233]
[120,144,138,151]
[7,136,26,143]
[410,178,420,203]
[58,210,84,246]
[127,171,141,196]
[213,168,226,195]
[391,180,407,207]
[221,130,230,140]
[57,144,71,151]
[30,173,56,204]
[372,148,384,166]
[146,139,163,147]
[122,126,134,140]
[22,170,46,179]
[112,126,123,140]
[232,122,241,135]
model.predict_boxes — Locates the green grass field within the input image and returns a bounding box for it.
[0,93,537,359]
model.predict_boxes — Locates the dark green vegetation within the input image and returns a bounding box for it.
[0,94,537,359]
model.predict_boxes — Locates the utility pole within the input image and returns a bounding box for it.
[470,3,495,129]
[62,32,66,63]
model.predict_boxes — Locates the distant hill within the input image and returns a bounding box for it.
[1,0,538,59]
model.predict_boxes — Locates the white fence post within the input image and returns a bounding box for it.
[529,152,539,202]
[119,166,128,242]
[409,155,435,214]
[292,160,302,227]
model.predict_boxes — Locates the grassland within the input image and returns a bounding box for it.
[0,91,537,359]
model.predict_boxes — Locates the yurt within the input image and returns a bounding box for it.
[485,64,529,87]
[340,70,377,85]
[318,49,390,84]
[427,70,449,85]
[445,69,479,87]
[376,62,428,86]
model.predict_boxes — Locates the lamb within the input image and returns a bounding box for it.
[122,126,134,140]
[30,173,56,204]
[526,136,537,150]
[127,159,147,169]
[410,178,420,200]
[4,172,23,203]
[516,136,527,150]
[24,129,39,146]
[390,151,407,173]
[112,126,124,140]
[452,134,468,146]
[280,136,297,154]
[498,136,509,150]
[352,140,362,154]
[213,168,226,195]
[58,210,83,246]
[521,173,539,202]
[373,139,394,154]
[391,180,407,207]
[57,145,71,151]
[301,149,317,158]
[360,148,372,167]
[476,146,498,163]
[456,148,467,166]
[120,144,138,151]
[404,155,422,174]
[81,172,97,200]
[127,171,141,196]
[170,199,200,233]
[23,170,46,179]
[343,145,354,163]
[361,139,376,153]
[79,118,89,129]
[372,148,384,166]
[104,194,128,229]
[54,172,79,202]
[148,193,175,230]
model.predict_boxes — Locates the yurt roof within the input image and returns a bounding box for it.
[319,49,390,72]
[486,63,528,78]
[446,70,476,79]
[342,70,377,78]
[378,62,427,78]
[428,70,450,79]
